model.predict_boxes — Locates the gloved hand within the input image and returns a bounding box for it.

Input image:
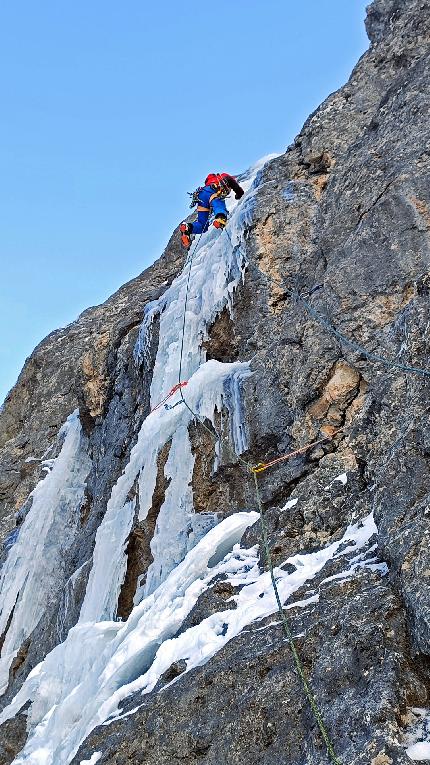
[235,189,244,199]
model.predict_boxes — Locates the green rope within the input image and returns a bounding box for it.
[252,470,342,765]
[174,228,341,764]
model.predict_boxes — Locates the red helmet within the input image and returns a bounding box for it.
[205,173,221,186]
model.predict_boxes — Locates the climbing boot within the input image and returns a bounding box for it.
[213,214,227,229]
[180,222,194,249]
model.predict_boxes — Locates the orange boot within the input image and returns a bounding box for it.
[179,222,194,249]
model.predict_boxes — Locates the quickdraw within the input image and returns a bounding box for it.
[164,400,186,411]
[188,187,203,209]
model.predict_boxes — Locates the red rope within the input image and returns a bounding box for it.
[251,431,339,474]
[150,381,188,415]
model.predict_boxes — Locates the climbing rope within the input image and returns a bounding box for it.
[251,432,338,474]
[149,382,188,415]
[174,223,342,765]
[178,235,200,396]
[293,289,430,379]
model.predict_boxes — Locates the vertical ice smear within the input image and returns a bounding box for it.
[80,158,266,624]
[223,367,250,455]
[79,499,136,623]
[143,424,196,596]
[0,411,91,695]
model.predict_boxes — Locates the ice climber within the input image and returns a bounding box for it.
[179,172,244,249]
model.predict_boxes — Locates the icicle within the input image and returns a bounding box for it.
[79,497,136,623]
[222,366,252,455]
[133,300,162,369]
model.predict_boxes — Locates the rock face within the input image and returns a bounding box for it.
[0,1,430,763]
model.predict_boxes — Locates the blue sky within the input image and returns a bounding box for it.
[0,1,369,403]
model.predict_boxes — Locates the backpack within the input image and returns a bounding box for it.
[187,175,230,209]
[208,174,231,199]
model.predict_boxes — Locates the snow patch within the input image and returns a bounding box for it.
[0,510,383,765]
[79,754,102,765]
[286,593,319,610]
[404,708,430,761]
[407,742,430,760]
[324,472,348,490]
[280,498,298,511]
